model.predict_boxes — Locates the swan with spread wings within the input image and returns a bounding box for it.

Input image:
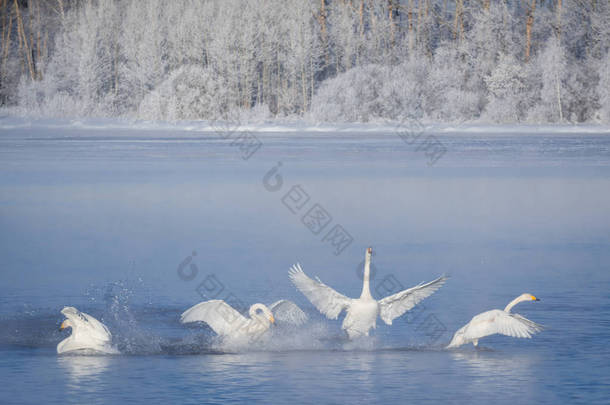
[180,299,308,343]
[289,247,447,339]
[446,293,543,348]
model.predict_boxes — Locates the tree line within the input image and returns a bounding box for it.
[1,0,608,123]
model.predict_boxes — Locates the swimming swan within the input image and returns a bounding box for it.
[57,307,118,354]
[289,247,447,339]
[446,293,543,348]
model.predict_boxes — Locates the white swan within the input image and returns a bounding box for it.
[180,299,308,342]
[57,307,118,354]
[446,293,543,348]
[289,247,447,339]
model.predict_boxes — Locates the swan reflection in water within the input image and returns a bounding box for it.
[450,350,541,400]
[57,355,111,392]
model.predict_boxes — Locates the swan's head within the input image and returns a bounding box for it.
[504,293,541,313]
[59,318,73,331]
[366,247,372,261]
[522,293,540,302]
[249,303,275,326]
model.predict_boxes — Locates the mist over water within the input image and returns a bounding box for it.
[1,124,609,403]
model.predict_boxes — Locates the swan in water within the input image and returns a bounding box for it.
[57,307,118,354]
[180,299,308,342]
[446,293,543,348]
[289,247,447,339]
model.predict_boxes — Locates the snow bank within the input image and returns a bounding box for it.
[1,116,608,137]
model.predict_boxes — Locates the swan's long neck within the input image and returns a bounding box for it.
[249,304,264,320]
[503,296,525,313]
[249,304,271,326]
[360,252,373,300]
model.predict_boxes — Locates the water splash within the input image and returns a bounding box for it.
[1,278,453,355]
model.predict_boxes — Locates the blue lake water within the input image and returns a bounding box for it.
[1,123,609,404]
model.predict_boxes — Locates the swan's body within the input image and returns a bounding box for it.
[342,298,379,338]
[289,247,447,339]
[180,299,307,343]
[446,293,543,348]
[57,307,118,354]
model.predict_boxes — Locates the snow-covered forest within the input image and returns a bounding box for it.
[1,0,608,123]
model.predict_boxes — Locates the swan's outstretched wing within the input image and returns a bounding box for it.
[180,300,248,336]
[462,310,544,340]
[288,263,351,320]
[378,275,448,325]
[269,300,308,325]
[61,307,112,343]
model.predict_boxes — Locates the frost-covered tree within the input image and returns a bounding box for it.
[462,3,521,115]
[17,0,120,116]
[327,1,360,74]
[597,51,610,124]
[119,0,168,113]
[483,53,527,123]
[528,36,567,123]
[309,64,389,122]
[138,65,228,121]
[426,43,479,122]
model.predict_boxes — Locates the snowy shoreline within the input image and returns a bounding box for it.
[0,116,609,137]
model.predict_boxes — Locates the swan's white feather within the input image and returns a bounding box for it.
[462,310,543,339]
[378,275,448,325]
[61,307,112,343]
[180,300,249,335]
[57,307,117,354]
[288,263,352,319]
[269,299,308,325]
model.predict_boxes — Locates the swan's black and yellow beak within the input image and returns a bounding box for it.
[531,296,540,301]
[367,247,372,254]
[269,315,275,325]
[59,320,68,331]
